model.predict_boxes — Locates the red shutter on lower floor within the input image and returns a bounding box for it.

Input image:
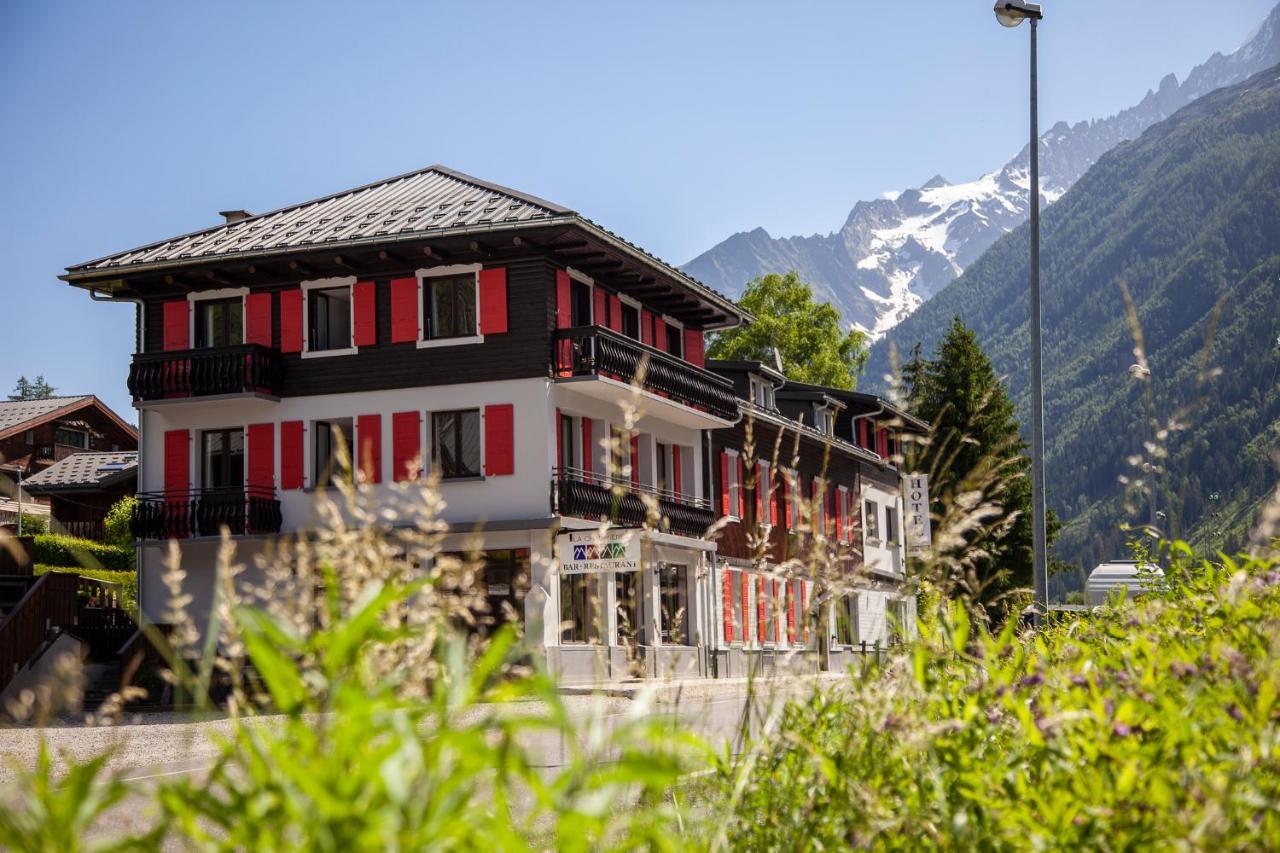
[280,421,304,490]
[719,452,730,516]
[773,580,782,643]
[630,435,640,487]
[654,318,667,352]
[391,411,421,481]
[353,281,377,347]
[280,289,303,354]
[483,404,514,476]
[478,268,508,335]
[247,423,274,490]
[800,582,809,643]
[722,571,734,643]
[683,328,705,367]
[756,577,766,644]
[608,294,623,332]
[357,414,381,484]
[641,310,653,346]
[163,429,189,495]
[580,417,593,474]
[741,573,751,647]
[556,270,572,329]
[162,300,189,351]
[836,489,846,541]
[593,288,607,328]
[245,293,273,347]
[390,277,419,343]
[786,581,795,644]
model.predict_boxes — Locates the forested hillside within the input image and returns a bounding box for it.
[867,65,1280,572]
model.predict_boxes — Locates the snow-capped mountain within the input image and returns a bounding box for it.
[682,2,1280,338]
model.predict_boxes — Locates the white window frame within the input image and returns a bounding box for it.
[617,293,642,340]
[567,268,596,327]
[188,287,248,349]
[661,314,684,358]
[301,277,358,359]
[864,497,881,546]
[816,406,835,436]
[749,375,773,410]
[725,449,741,520]
[416,263,484,350]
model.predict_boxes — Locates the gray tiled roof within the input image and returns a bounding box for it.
[67,165,575,273]
[0,396,92,434]
[22,451,138,492]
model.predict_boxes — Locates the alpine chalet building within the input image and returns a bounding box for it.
[60,165,918,682]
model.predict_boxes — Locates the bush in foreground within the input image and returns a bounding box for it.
[706,545,1280,850]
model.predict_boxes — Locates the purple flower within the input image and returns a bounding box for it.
[1019,673,1045,689]
[1113,722,1134,737]
[1070,674,1089,689]
[1227,703,1244,723]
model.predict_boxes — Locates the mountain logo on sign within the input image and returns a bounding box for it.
[572,543,628,561]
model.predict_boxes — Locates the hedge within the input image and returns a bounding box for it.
[34,565,138,614]
[31,534,134,572]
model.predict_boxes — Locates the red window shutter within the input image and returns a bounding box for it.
[479,268,508,335]
[593,288,607,328]
[672,445,682,496]
[245,293,272,347]
[390,277,419,343]
[641,310,654,346]
[781,475,791,529]
[876,427,888,458]
[722,571,734,643]
[836,489,845,540]
[163,429,189,495]
[247,423,274,490]
[756,577,766,644]
[556,269,572,329]
[391,411,421,481]
[756,462,765,520]
[857,419,868,449]
[683,329,704,367]
[630,435,640,487]
[608,294,623,332]
[773,580,782,643]
[357,414,381,484]
[800,582,809,643]
[736,456,746,518]
[654,318,667,352]
[786,581,795,644]
[719,452,730,516]
[483,404,514,476]
[353,281,377,347]
[741,573,751,646]
[162,300,189,351]
[280,421,304,490]
[581,417,593,474]
[768,466,779,526]
[280,289,303,354]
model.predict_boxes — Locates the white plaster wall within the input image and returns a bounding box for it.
[861,480,906,578]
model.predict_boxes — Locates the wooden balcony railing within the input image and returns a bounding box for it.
[551,466,715,539]
[0,571,77,695]
[553,326,739,421]
[131,486,283,540]
[128,344,282,401]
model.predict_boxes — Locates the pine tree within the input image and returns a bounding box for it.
[903,318,1057,604]
[8,375,56,401]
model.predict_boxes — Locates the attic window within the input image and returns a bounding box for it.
[816,408,835,436]
[749,375,774,410]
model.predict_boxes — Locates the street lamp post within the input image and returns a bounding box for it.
[995,0,1048,620]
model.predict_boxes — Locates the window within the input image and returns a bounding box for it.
[658,562,689,645]
[195,298,243,348]
[726,453,741,518]
[609,426,629,480]
[664,322,683,358]
[615,571,643,646]
[885,504,898,544]
[817,407,835,436]
[570,280,592,326]
[423,274,477,340]
[201,428,245,491]
[730,571,745,645]
[53,427,89,449]
[620,302,640,339]
[309,286,352,351]
[655,442,671,494]
[432,409,481,479]
[559,413,576,471]
[889,598,910,644]
[314,418,354,488]
[561,573,600,644]
[749,375,774,410]
[834,594,859,646]
[865,500,881,541]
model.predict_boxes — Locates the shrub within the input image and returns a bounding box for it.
[8,513,48,535]
[34,566,137,614]
[31,534,133,572]
[102,495,135,547]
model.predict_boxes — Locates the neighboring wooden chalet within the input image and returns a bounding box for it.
[22,451,138,541]
[0,396,138,505]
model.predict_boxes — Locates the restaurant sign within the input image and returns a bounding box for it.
[557,530,642,574]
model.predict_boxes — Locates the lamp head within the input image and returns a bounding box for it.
[995,0,1043,27]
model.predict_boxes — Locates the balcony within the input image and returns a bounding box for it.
[551,466,715,539]
[128,344,282,403]
[131,486,283,540]
[552,327,739,425]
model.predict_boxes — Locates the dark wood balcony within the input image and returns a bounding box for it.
[551,466,714,539]
[552,327,739,422]
[131,486,283,540]
[128,344,282,402]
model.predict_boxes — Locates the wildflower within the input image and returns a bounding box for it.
[1169,660,1199,678]
[1112,722,1134,737]
[1018,673,1045,689]
[1227,703,1245,723]
[1069,674,1089,689]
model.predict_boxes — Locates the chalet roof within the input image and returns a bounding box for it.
[22,451,138,493]
[61,165,748,327]
[0,396,138,443]
[780,381,929,433]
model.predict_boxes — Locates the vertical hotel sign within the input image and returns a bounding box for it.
[904,473,932,557]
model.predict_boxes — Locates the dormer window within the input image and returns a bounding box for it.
[816,407,835,436]
[749,375,774,410]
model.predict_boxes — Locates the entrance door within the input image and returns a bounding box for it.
[615,571,645,648]
[657,562,690,645]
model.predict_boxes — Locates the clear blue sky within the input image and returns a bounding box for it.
[2,0,1273,419]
